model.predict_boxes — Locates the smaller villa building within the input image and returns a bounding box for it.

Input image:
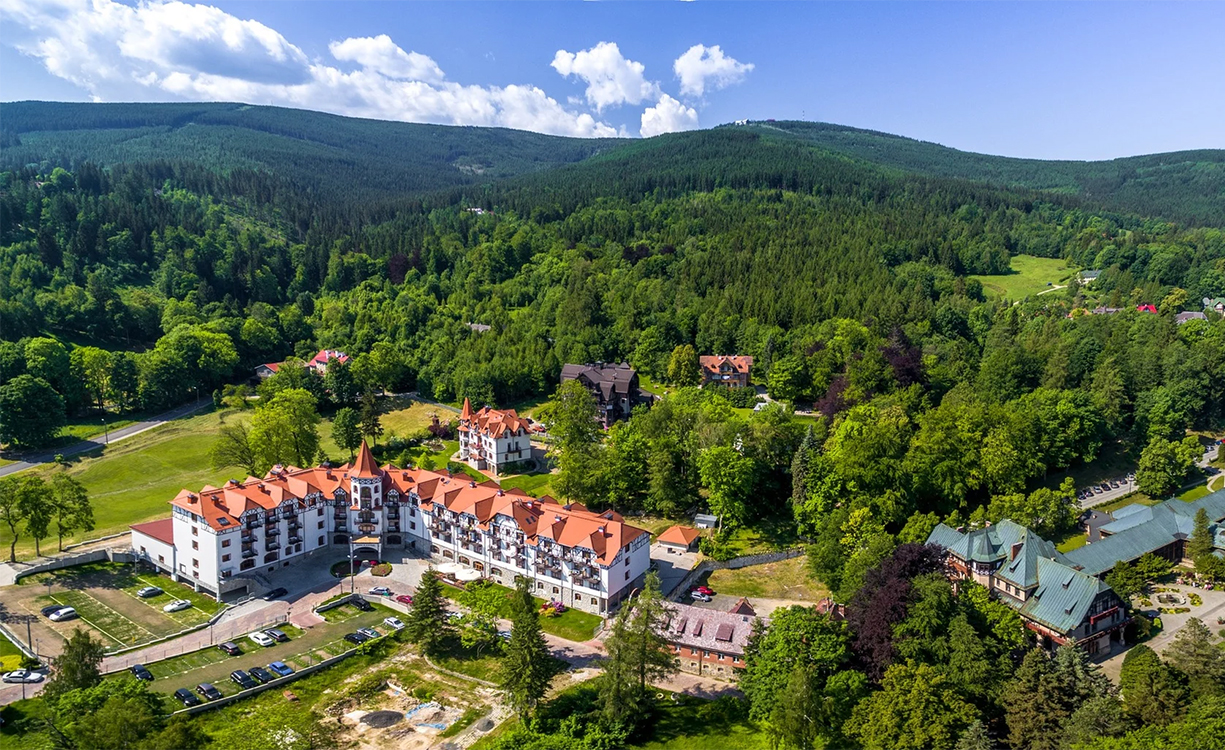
[457,399,533,476]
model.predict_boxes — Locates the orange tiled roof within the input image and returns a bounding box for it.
[657,525,701,546]
[458,404,531,439]
[167,452,646,563]
[351,440,380,478]
[699,355,752,375]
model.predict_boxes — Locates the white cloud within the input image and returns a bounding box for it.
[640,94,698,138]
[551,41,658,111]
[329,34,444,83]
[673,44,753,98]
[1,0,621,138]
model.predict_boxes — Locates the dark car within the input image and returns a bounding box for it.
[230,670,257,690]
[195,682,222,700]
[129,664,153,682]
[343,632,369,645]
[40,604,65,617]
[248,666,275,684]
[268,661,294,677]
[262,587,288,601]
[264,628,289,642]
[173,688,201,707]
[351,598,373,612]
[218,641,241,656]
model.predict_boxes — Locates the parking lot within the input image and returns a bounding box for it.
[130,600,397,701]
[1,562,224,657]
[1078,473,1137,509]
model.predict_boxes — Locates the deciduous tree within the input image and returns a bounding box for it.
[49,472,93,552]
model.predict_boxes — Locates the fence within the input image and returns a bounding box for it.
[669,548,804,601]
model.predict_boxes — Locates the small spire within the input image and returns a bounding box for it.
[352,440,381,478]
[460,397,472,420]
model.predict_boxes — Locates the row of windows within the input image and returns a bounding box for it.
[672,645,741,663]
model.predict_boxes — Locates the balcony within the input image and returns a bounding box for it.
[266,541,281,551]
[242,548,257,559]
[335,524,348,533]
[357,523,377,534]
[265,527,280,537]
[461,543,484,555]
[388,524,401,533]
[288,535,302,545]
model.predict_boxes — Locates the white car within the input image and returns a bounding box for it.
[2,669,44,684]
[48,607,77,622]
[383,616,405,630]
[497,630,513,641]
[248,631,275,647]
[690,592,712,603]
[163,599,192,613]
[368,586,392,596]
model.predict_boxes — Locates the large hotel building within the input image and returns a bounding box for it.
[130,442,650,615]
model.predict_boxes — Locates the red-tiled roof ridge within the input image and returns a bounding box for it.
[728,597,756,616]
[460,397,473,420]
[658,525,701,546]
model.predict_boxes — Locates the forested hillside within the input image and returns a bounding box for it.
[754,120,1225,227]
[0,101,616,208]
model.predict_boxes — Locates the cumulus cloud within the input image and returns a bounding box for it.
[1,0,621,138]
[640,94,698,138]
[673,44,753,98]
[329,34,444,83]
[551,41,658,111]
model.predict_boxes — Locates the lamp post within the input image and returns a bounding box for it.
[101,413,109,445]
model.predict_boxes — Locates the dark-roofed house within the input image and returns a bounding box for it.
[662,602,762,681]
[928,520,1127,655]
[560,362,654,428]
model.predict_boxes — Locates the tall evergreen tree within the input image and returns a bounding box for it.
[1164,617,1225,699]
[500,577,555,719]
[790,424,817,508]
[404,569,452,657]
[1118,644,1188,726]
[769,666,821,750]
[600,572,678,728]
[954,719,994,750]
[359,389,383,447]
[1001,650,1069,750]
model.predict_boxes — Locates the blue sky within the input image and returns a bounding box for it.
[2,1,1221,159]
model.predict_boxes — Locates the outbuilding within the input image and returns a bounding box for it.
[657,525,701,554]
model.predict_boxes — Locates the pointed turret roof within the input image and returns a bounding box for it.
[460,397,473,420]
[352,440,381,478]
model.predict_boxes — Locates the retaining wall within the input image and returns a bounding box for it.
[669,547,803,601]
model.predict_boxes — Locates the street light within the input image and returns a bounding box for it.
[101,413,109,445]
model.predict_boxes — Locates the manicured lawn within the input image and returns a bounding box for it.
[629,515,686,540]
[720,514,799,557]
[1053,528,1090,553]
[1180,484,1210,502]
[442,581,604,642]
[379,398,452,435]
[706,556,828,601]
[498,472,555,497]
[0,630,24,671]
[969,254,1074,300]
[0,408,240,560]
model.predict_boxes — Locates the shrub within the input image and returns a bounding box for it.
[1189,593,1203,606]
[699,536,736,562]
[371,563,392,577]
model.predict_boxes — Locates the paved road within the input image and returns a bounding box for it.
[1079,444,1220,511]
[0,400,212,478]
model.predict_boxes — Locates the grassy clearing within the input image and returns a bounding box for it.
[969,254,1073,300]
[0,408,240,560]
[1180,484,1211,502]
[721,515,799,557]
[1053,528,1090,553]
[435,641,505,682]
[706,556,827,601]
[442,581,603,642]
[498,472,555,497]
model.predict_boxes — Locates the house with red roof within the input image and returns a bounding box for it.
[128,441,649,613]
[457,398,533,476]
[254,349,348,380]
[699,355,753,389]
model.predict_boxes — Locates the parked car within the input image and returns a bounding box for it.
[40,604,64,617]
[263,628,289,643]
[395,594,413,606]
[230,670,257,690]
[48,607,77,622]
[136,586,163,598]
[248,631,275,647]
[693,585,715,596]
[357,627,380,640]
[163,599,192,613]
[368,586,393,596]
[497,630,513,641]
[173,688,201,707]
[690,592,712,602]
[195,683,223,701]
[343,632,369,645]
[2,669,44,684]
[263,588,288,601]
[446,611,463,621]
[268,661,295,677]
[383,616,405,630]
[351,598,373,612]
[248,666,275,684]
[218,641,242,656]
[129,664,153,682]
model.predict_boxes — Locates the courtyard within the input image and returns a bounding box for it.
[1098,581,1225,681]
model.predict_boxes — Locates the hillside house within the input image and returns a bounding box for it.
[700,355,753,389]
[560,362,654,427]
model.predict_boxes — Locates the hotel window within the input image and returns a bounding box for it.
[625,571,630,580]
[179,564,186,573]
[317,508,324,517]
[221,554,231,562]
[703,651,710,658]
[191,526,198,536]
[553,587,560,594]
[690,648,697,655]
[318,521,324,529]
[575,594,582,602]
[318,536,325,545]
[192,558,199,568]
[191,541,198,550]
[221,539,230,548]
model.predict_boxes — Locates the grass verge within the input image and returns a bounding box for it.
[706,556,828,601]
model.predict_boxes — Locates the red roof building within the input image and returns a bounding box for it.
[699,355,753,389]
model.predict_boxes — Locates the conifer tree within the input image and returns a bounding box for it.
[404,569,452,657]
[1164,617,1225,699]
[1118,644,1188,726]
[600,572,678,728]
[501,577,555,719]
[1001,649,1069,750]
[359,389,383,447]
[769,666,821,750]
[954,719,994,750]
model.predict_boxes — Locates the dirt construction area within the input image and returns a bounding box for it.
[0,562,224,656]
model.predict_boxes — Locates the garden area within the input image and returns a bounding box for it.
[706,556,828,602]
[441,579,603,642]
